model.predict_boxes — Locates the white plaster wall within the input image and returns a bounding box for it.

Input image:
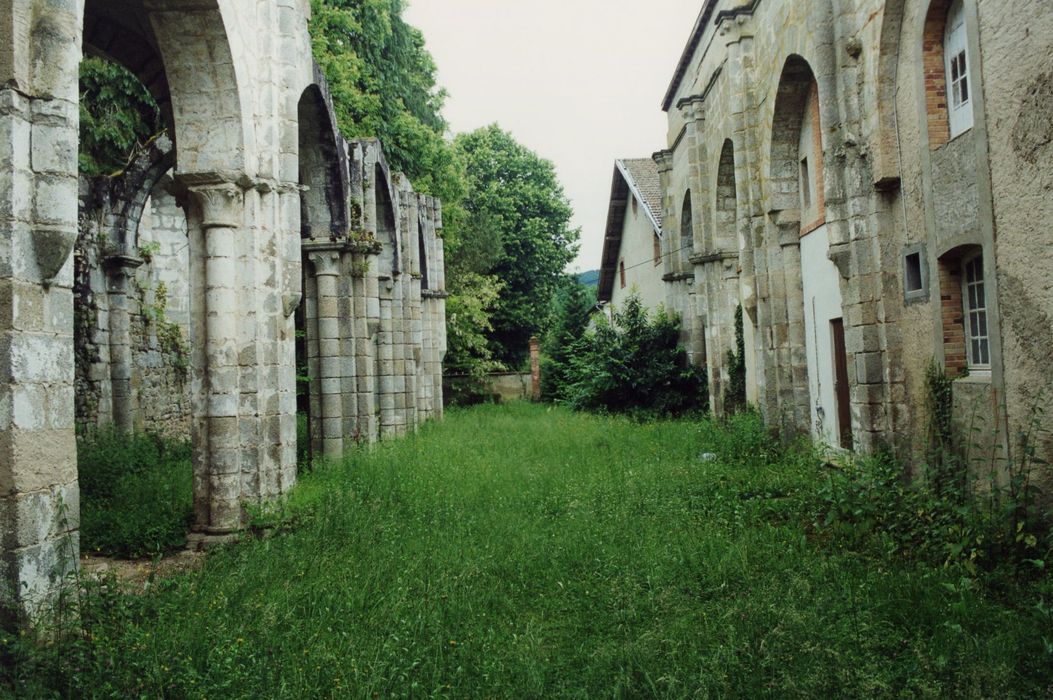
[610,196,665,313]
[800,224,844,446]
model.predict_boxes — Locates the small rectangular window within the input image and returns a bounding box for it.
[619,260,626,289]
[800,157,811,209]
[905,252,923,292]
[903,245,929,303]
[653,234,661,266]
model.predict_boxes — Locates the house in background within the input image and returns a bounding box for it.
[597,159,666,316]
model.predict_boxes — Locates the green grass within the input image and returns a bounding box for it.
[76,428,193,558]
[6,404,1053,698]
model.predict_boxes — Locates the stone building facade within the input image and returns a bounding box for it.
[1,0,446,624]
[644,0,1053,471]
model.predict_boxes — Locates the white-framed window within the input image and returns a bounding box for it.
[961,251,990,370]
[944,0,973,138]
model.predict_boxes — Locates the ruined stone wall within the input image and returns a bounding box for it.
[74,168,191,439]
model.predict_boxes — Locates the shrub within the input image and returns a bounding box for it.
[77,429,193,558]
[563,294,707,417]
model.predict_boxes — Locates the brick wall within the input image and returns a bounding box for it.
[924,0,952,149]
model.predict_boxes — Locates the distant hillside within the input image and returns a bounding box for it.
[577,269,599,287]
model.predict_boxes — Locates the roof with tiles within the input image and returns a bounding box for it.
[619,158,663,229]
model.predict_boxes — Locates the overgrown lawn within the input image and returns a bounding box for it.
[6,404,1052,698]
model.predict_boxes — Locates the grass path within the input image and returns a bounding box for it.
[5,403,1052,698]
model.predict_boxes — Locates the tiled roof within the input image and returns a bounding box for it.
[619,158,663,228]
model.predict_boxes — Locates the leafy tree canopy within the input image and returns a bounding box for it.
[79,57,162,176]
[308,0,464,212]
[453,125,580,367]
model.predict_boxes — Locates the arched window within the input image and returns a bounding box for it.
[653,233,662,266]
[923,0,974,147]
[619,260,627,289]
[936,245,988,376]
[944,0,973,138]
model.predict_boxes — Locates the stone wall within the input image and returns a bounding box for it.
[648,0,1053,482]
[75,169,191,439]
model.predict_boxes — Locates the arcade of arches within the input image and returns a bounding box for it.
[1,0,446,623]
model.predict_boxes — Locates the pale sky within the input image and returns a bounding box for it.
[403,0,701,273]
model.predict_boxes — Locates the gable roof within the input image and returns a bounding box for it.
[597,158,664,302]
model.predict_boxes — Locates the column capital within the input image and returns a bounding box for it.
[187,183,244,229]
[304,243,343,277]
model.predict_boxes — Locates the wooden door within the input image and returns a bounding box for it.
[830,319,853,450]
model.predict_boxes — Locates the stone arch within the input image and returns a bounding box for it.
[376,164,400,277]
[768,55,822,217]
[680,190,694,262]
[81,0,253,177]
[762,54,824,435]
[81,7,175,137]
[298,83,349,240]
[418,214,430,291]
[151,1,251,177]
[874,0,907,186]
[106,138,178,254]
[714,139,737,248]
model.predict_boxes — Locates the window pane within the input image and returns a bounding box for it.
[961,74,969,103]
[970,312,980,337]
[979,311,988,337]
[972,339,981,362]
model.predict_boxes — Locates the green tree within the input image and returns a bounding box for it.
[308,0,465,213]
[454,125,580,367]
[540,278,596,402]
[78,57,162,176]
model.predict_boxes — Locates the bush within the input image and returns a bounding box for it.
[563,294,707,417]
[77,429,193,558]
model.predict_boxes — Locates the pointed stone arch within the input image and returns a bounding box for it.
[297,82,349,240]
[375,164,400,278]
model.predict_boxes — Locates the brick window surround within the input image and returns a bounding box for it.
[799,80,826,237]
[923,0,953,149]
[937,245,983,377]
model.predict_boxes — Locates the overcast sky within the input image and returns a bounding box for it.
[403,0,701,273]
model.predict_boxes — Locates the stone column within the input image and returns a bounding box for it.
[187,183,247,535]
[0,0,83,625]
[104,255,144,433]
[305,245,344,459]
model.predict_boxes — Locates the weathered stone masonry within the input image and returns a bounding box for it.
[1,0,446,624]
[647,0,1053,482]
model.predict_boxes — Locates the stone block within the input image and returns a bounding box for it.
[0,428,76,496]
[855,351,884,385]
